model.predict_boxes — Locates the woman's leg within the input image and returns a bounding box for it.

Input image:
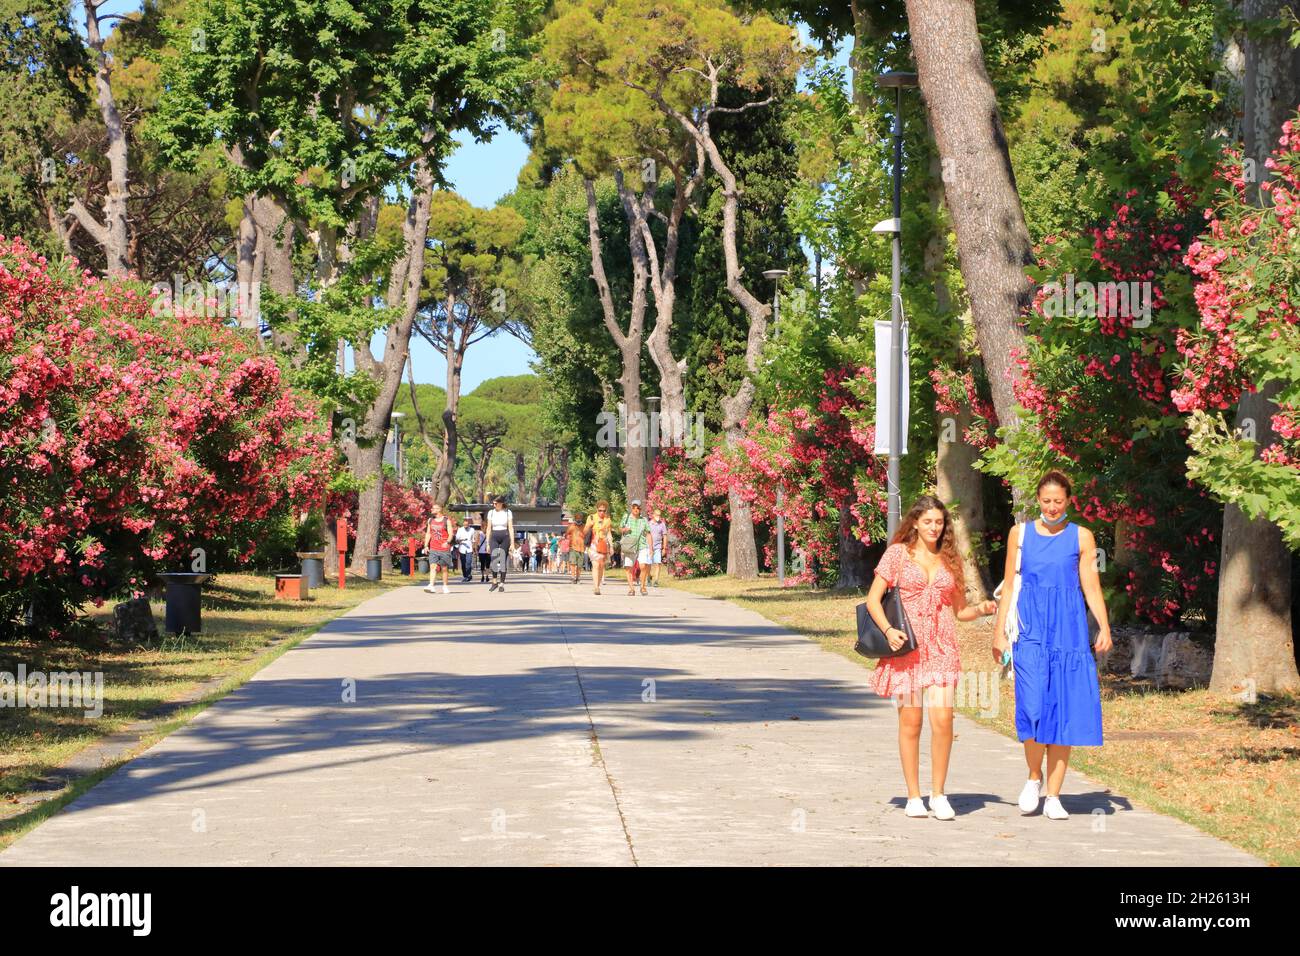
[897,696,924,800]
[1044,745,1071,797]
[1023,739,1046,781]
[925,684,955,795]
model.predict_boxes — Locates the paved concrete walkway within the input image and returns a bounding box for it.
[1,574,1259,866]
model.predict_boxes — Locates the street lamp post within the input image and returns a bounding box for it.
[874,70,918,541]
[762,268,788,585]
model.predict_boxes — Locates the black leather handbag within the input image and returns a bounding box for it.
[854,587,918,658]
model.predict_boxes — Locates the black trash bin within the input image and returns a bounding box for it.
[398,555,412,575]
[297,552,326,588]
[159,572,213,634]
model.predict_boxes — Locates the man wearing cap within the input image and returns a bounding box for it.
[617,499,652,595]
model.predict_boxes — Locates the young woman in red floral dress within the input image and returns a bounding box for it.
[864,495,998,820]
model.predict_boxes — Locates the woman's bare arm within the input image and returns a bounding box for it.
[1077,527,1113,653]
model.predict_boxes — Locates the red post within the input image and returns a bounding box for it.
[407,537,416,576]
[337,517,348,589]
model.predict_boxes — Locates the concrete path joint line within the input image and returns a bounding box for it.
[543,584,639,867]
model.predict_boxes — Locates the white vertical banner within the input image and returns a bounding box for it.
[873,319,909,456]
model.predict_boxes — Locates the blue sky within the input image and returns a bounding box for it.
[405,129,535,394]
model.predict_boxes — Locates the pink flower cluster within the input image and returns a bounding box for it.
[1175,126,1300,471]
[0,237,335,630]
[705,367,888,585]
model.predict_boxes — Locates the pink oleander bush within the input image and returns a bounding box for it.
[705,367,888,586]
[984,171,1223,626]
[646,446,727,577]
[1176,117,1300,546]
[327,477,439,559]
[0,237,335,636]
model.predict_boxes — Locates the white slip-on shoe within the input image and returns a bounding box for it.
[904,797,928,818]
[442,584,449,594]
[423,586,436,594]
[1043,795,1070,820]
[1018,777,1042,814]
[930,793,956,820]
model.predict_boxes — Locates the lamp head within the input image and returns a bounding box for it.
[876,71,919,89]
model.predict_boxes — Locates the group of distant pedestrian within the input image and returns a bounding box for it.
[420,496,670,597]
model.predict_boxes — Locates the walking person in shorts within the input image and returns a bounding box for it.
[423,503,455,595]
[618,499,652,595]
[647,508,669,588]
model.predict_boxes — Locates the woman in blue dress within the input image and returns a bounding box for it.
[992,470,1111,820]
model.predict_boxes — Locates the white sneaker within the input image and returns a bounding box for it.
[442,584,449,595]
[1044,795,1070,820]
[1018,777,1042,814]
[930,793,956,820]
[904,797,928,818]
[423,586,436,594]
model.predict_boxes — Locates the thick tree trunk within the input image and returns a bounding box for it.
[68,1,131,277]
[323,514,338,580]
[1212,385,1297,694]
[472,445,497,502]
[1210,0,1300,695]
[622,151,700,448]
[235,194,261,333]
[641,83,777,576]
[696,121,772,579]
[832,508,873,590]
[936,399,991,601]
[349,160,435,573]
[515,451,527,502]
[621,346,648,504]
[255,196,300,356]
[905,0,1030,454]
[351,441,387,567]
[584,175,649,506]
[432,293,461,507]
[553,448,571,510]
[922,130,990,599]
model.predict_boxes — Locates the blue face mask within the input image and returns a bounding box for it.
[1039,509,1069,526]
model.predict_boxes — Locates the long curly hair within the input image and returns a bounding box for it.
[889,495,965,595]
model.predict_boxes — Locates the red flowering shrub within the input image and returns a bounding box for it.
[1177,118,1300,544]
[0,237,335,635]
[706,366,887,586]
[327,477,438,559]
[984,176,1222,626]
[646,446,726,577]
